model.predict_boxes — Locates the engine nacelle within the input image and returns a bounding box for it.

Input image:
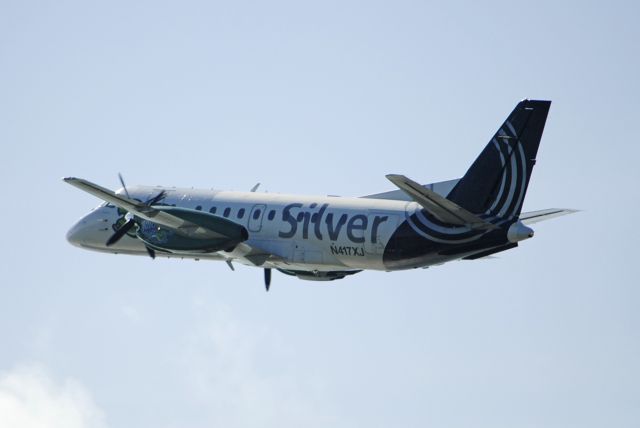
[136,207,248,253]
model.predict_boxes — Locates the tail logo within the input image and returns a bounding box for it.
[405,121,527,243]
[485,120,528,223]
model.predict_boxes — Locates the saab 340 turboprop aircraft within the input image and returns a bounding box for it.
[65,99,575,290]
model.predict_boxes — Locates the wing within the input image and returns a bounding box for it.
[64,177,234,240]
[519,208,579,225]
[231,242,285,266]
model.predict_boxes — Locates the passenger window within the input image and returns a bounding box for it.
[209,207,217,214]
[195,205,202,211]
[268,210,275,220]
[223,207,231,217]
[238,208,245,219]
[253,209,261,220]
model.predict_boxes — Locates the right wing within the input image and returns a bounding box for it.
[519,208,579,225]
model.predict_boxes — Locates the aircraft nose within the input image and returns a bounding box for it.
[66,219,89,247]
[66,210,114,248]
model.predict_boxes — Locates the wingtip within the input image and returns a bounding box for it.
[553,208,581,214]
[385,174,404,182]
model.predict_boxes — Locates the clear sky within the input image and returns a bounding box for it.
[1,1,638,427]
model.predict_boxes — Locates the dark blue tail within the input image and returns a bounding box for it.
[447,99,551,220]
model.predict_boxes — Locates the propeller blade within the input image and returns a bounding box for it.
[105,219,136,247]
[264,268,272,292]
[145,246,156,259]
[146,190,167,206]
[118,173,131,199]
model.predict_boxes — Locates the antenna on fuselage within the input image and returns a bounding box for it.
[264,268,272,292]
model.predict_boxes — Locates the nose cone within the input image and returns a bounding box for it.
[66,208,115,249]
[66,218,90,247]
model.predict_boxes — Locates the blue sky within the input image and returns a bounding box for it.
[1,1,638,427]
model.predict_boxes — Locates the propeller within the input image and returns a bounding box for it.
[105,174,167,252]
[118,173,130,199]
[264,268,272,292]
[146,189,167,206]
[106,218,135,247]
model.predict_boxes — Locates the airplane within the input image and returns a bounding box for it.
[65,99,575,291]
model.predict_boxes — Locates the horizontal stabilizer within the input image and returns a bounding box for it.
[520,208,578,225]
[362,178,460,201]
[386,174,498,230]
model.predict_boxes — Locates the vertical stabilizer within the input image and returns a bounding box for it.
[446,99,551,220]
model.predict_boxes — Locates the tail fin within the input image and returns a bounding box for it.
[446,99,551,220]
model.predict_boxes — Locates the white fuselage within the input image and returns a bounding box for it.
[67,185,417,272]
